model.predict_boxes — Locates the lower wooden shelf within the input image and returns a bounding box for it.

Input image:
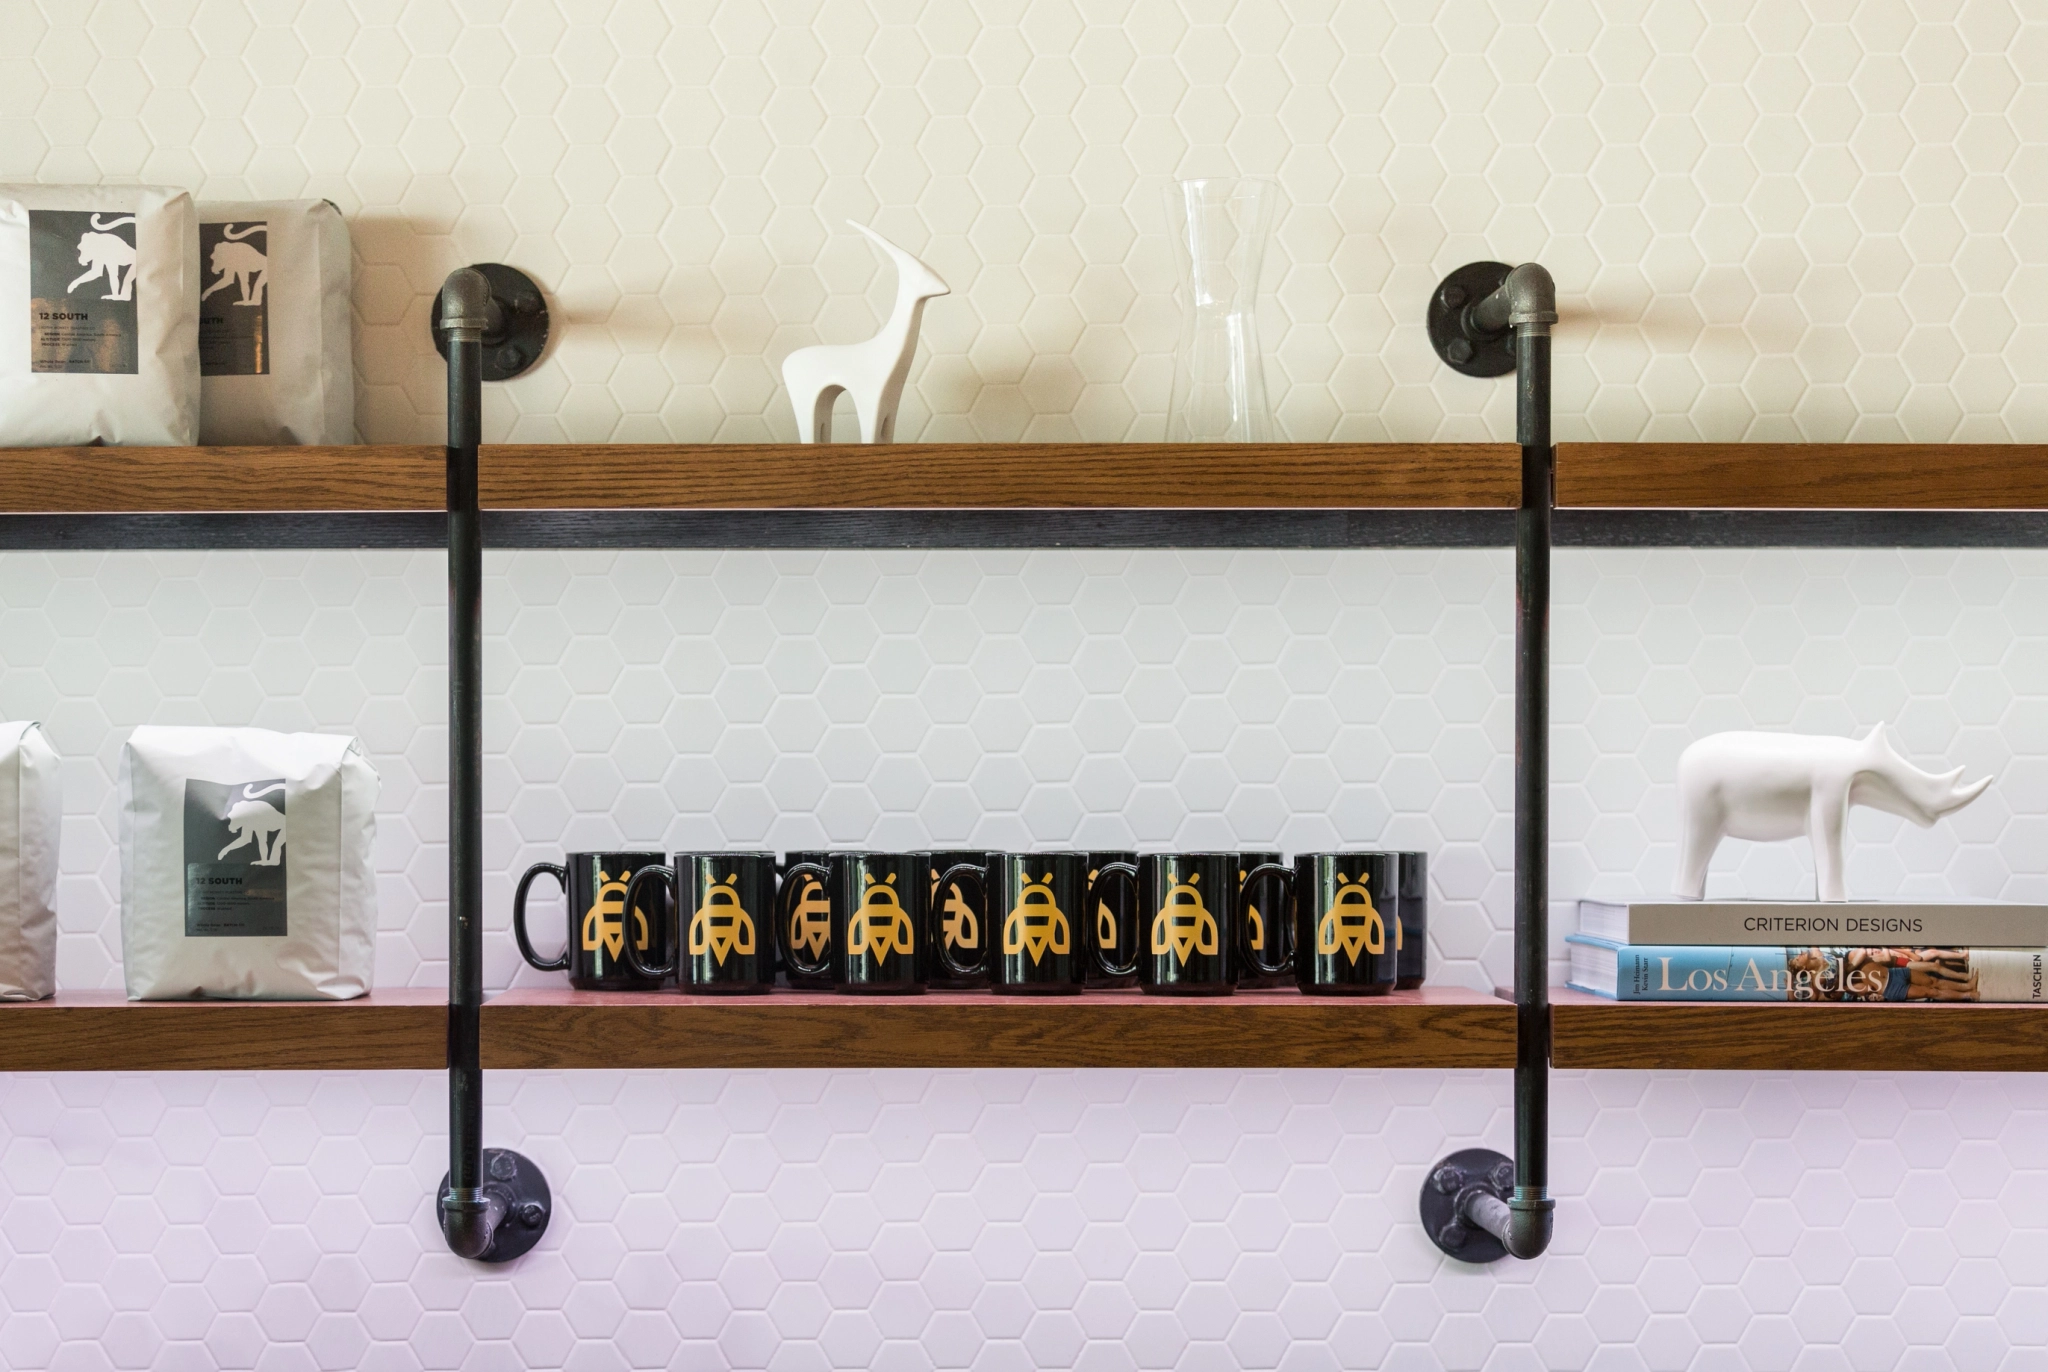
[0,990,447,1072]
[1546,987,2048,1072]
[480,985,1514,1070]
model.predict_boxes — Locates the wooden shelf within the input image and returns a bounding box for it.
[480,985,1514,1070]
[0,444,1517,513]
[1557,443,2048,510]
[1545,987,2048,1072]
[0,990,446,1072]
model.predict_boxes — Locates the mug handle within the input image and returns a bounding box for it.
[935,863,989,983]
[512,862,570,971]
[1241,863,1296,980]
[1087,862,1141,982]
[775,862,833,982]
[621,866,678,981]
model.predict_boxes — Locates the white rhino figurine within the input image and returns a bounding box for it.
[1675,724,1990,902]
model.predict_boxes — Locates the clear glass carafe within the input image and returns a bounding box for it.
[1165,178,1279,442]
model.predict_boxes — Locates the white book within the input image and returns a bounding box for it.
[1576,898,2048,949]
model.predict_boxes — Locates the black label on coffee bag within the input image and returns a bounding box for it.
[184,778,288,937]
[29,209,139,374]
[198,221,268,376]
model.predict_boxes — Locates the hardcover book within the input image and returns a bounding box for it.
[1576,898,2048,949]
[1566,936,2048,1003]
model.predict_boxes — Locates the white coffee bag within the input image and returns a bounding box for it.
[0,722,61,1002]
[194,199,354,444]
[119,726,378,1000]
[0,184,200,445]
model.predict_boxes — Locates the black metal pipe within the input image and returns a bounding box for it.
[1506,320,1555,1261]
[438,268,502,1261]
[1421,261,1557,1263]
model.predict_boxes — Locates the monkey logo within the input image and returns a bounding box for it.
[1150,873,1219,967]
[1002,875,1071,965]
[1316,876,1385,964]
[845,872,915,962]
[214,781,287,866]
[688,874,756,967]
[787,874,831,962]
[201,223,268,307]
[581,868,650,970]
[68,214,137,300]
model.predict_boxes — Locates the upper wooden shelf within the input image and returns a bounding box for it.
[481,985,1514,1070]
[0,444,1516,513]
[1545,987,2048,1072]
[0,990,446,1072]
[1560,443,2048,510]
[6,442,2043,515]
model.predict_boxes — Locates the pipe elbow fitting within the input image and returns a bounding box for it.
[439,1186,504,1260]
[439,268,495,343]
[1472,263,1558,336]
[1501,1190,1555,1260]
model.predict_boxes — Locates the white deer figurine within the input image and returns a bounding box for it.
[781,222,949,443]
[1675,724,1991,902]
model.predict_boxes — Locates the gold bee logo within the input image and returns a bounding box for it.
[1150,872,1218,967]
[580,867,649,970]
[938,875,979,952]
[1317,876,1384,964]
[845,872,915,962]
[787,874,830,961]
[1091,866,1116,949]
[688,874,757,967]
[1002,875,1071,965]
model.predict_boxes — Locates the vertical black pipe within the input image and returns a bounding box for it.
[1513,328,1551,1213]
[446,328,484,1203]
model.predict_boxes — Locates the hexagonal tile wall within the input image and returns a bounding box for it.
[4,546,2048,1364]
[5,1,2040,444]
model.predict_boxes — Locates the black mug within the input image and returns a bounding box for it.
[778,851,834,990]
[1396,851,1428,989]
[928,850,990,989]
[1086,850,1141,988]
[513,851,669,991]
[1237,850,1288,987]
[778,852,926,993]
[619,853,777,994]
[1137,853,1238,996]
[939,853,1138,993]
[1244,852,1397,996]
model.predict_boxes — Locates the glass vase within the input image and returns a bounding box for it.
[1165,177,1279,442]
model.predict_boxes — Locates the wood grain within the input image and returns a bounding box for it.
[476,444,1520,509]
[0,444,1519,512]
[0,990,447,1072]
[481,985,1515,1070]
[1546,987,2048,1072]
[1558,443,2048,510]
[0,447,446,512]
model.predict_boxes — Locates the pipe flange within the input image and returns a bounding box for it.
[438,1148,552,1262]
[1419,1146,1513,1262]
[430,262,550,380]
[1426,262,1517,377]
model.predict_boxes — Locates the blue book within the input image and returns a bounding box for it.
[1565,934,2048,1003]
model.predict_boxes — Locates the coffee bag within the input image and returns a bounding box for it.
[119,726,378,1000]
[0,184,199,445]
[0,722,61,1002]
[194,199,354,444]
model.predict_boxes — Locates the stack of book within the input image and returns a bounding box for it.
[1568,900,2048,1003]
